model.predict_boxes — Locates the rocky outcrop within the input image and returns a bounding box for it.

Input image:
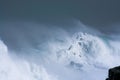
[106,66,120,80]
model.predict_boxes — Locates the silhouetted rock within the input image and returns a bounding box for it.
[106,66,120,80]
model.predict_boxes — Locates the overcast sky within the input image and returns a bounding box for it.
[0,0,120,33]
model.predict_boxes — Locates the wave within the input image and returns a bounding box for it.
[0,21,120,80]
[0,40,58,80]
[47,32,120,69]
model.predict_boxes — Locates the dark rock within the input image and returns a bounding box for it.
[106,66,120,80]
[106,78,109,80]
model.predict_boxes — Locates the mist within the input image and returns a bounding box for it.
[0,0,120,80]
[0,20,120,80]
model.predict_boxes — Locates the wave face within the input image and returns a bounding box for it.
[51,32,120,69]
[0,40,58,80]
[0,21,120,80]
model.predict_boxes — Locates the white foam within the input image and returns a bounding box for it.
[0,40,58,80]
[48,32,120,69]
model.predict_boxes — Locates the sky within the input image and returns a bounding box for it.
[0,0,120,33]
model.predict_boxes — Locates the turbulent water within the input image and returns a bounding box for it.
[0,21,120,80]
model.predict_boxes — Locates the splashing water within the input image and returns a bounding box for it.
[0,22,120,80]
[50,32,120,69]
[0,40,58,80]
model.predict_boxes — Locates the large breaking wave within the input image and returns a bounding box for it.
[0,21,120,80]
[0,40,58,80]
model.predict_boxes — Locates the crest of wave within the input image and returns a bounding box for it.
[48,32,120,70]
[0,40,57,80]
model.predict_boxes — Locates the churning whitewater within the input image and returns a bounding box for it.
[0,22,120,80]
[0,40,58,80]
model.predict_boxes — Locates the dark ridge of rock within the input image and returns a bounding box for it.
[106,66,120,80]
